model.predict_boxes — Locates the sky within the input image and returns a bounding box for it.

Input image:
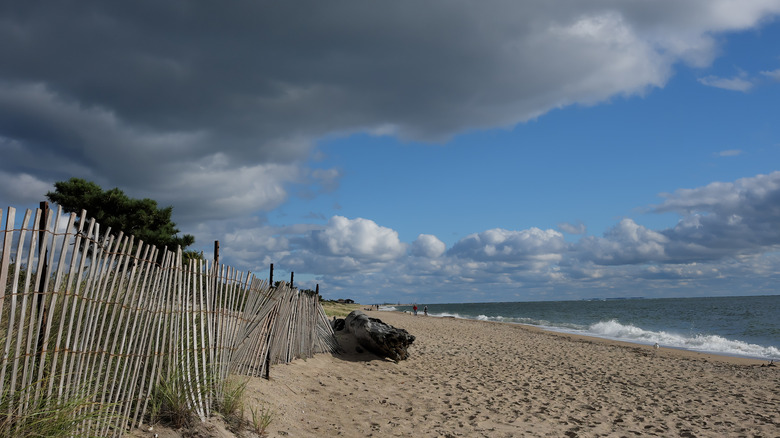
[2,1,780,304]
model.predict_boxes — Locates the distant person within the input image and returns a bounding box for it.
[413,305,418,316]
[424,306,428,316]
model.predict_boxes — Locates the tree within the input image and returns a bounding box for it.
[46,178,196,256]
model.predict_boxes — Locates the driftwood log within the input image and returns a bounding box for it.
[340,310,415,361]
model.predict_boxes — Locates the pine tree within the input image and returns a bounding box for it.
[46,178,196,257]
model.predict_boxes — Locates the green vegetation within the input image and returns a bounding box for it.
[320,300,361,318]
[149,372,273,436]
[216,376,274,436]
[0,375,116,438]
[149,370,198,429]
[249,403,273,437]
[216,376,248,430]
[2,263,26,291]
[46,178,197,259]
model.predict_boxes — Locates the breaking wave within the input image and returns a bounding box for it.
[425,312,779,360]
[585,319,780,360]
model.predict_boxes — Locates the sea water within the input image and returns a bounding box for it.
[387,295,780,360]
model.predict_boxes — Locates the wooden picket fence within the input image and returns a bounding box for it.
[0,204,338,436]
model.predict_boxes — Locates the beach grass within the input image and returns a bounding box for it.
[319,301,361,318]
[0,375,117,437]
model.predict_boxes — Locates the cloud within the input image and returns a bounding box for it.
[449,228,567,263]
[411,234,446,258]
[761,68,780,80]
[3,2,780,302]
[574,172,780,266]
[577,219,669,265]
[305,216,406,263]
[213,170,780,299]
[653,171,780,217]
[0,82,335,224]
[161,170,780,302]
[330,172,780,300]
[2,1,780,216]
[697,75,754,91]
[654,171,780,259]
[717,149,743,157]
[0,171,51,205]
[558,221,587,234]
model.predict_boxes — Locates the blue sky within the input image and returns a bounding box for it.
[1,1,780,303]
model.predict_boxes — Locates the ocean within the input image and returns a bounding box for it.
[386,295,780,360]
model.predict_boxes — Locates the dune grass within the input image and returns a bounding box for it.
[0,375,117,438]
[319,301,361,318]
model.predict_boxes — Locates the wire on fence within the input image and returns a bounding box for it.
[0,204,337,436]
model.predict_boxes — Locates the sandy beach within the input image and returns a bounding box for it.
[136,310,779,437]
[249,310,779,438]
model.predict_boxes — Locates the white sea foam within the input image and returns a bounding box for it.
[586,319,780,360]
[436,313,779,359]
[378,306,397,311]
[432,312,463,318]
[391,296,780,360]
[473,314,584,330]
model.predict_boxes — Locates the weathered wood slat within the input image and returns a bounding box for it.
[37,208,75,402]
[0,202,338,436]
[6,208,34,414]
[0,207,16,400]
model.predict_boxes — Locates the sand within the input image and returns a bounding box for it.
[255,311,780,437]
[136,310,780,437]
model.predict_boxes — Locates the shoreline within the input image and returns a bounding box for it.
[425,312,770,366]
[487,315,768,367]
[255,310,778,437]
[391,308,778,364]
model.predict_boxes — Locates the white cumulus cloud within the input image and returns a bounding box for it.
[577,219,669,265]
[411,234,446,258]
[449,228,567,263]
[308,216,406,262]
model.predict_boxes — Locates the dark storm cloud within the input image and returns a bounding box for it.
[2,1,780,303]
[3,0,777,204]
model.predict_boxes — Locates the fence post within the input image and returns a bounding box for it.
[264,349,271,380]
[213,240,220,320]
[269,263,273,288]
[35,201,50,367]
[290,272,294,289]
